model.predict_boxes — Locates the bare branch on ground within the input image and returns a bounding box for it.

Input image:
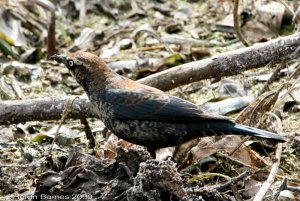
[1,33,300,124]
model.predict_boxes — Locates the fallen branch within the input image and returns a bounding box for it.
[1,33,300,124]
[139,32,300,91]
[0,96,97,125]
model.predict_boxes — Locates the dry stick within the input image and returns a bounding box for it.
[80,118,95,148]
[289,92,299,103]
[11,77,24,99]
[1,33,300,125]
[0,156,47,168]
[0,96,97,125]
[274,70,300,109]
[139,32,300,91]
[277,0,295,16]
[274,177,288,201]
[236,91,277,125]
[229,81,286,163]
[46,11,56,59]
[223,170,247,201]
[215,170,252,191]
[130,0,139,12]
[228,89,286,164]
[233,0,250,47]
[216,152,258,170]
[160,35,234,47]
[126,0,146,19]
[254,146,283,200]
[48,97,79,155]
[259,63,287,95]
[293,7,300,32]
[216,171,250,201]
[260,50,300,98]
[231,184,243,201]
[132,29,174,54]
[230,90,280,157]
[191,172,231,181]
[287,185,300,192]
[187,171,251,196]
[253,112,283,201]
[256,84,286,128]
[79,0,86,26]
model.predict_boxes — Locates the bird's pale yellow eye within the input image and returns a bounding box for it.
[68,60,74,67]
[66,59,77,70]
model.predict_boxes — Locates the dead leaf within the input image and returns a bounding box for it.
[189,135,258,167]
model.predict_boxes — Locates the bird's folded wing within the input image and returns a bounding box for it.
[101,89,228,122]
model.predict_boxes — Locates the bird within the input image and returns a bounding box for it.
[51,52,286,157]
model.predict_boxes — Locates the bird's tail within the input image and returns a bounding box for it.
[227,123,286,142]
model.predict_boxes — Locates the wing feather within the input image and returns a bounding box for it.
[100,89,212,121]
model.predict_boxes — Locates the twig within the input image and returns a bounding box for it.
[80,118,95,148]
[233,0,250,46]
[231,182,243,201]
[0,156,46,168]
[160,35,238,47]
[253,112,284,201]
[273,178,300,200]
[189,172,231,182]
[48,97,79,155]
[46,11,56,59]
[79,0,86,26]
[277,0,295,16]
[125,0,145,19]
[11,77,24,99]
[256,84,286,128]
[217,152,258,170]
[259,63,287,95]
[293,7,300,32]
[131,0,139,12]
[254,144,283,201]
[274,72,300,110]
[287,185,300,192]
[236,91,275,124]
[274,177,288,201]
[133,28,174,54]
[214,170,252,191]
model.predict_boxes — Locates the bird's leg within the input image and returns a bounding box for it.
[172,144,180,159]
[118,162,134,181]
[172,136,184,159]
[147,147,157,158]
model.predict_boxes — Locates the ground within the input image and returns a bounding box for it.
[0,0,299,200]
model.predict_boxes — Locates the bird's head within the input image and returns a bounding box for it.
[51,52,114,90]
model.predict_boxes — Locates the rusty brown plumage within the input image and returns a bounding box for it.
[51,52,286,157]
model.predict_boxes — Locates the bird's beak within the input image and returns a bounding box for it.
[50,54,68,65]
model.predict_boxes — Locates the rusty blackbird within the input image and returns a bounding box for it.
[51,52,286,156]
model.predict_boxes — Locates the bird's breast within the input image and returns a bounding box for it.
[108,119,188,148]
[90,99,113,121]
